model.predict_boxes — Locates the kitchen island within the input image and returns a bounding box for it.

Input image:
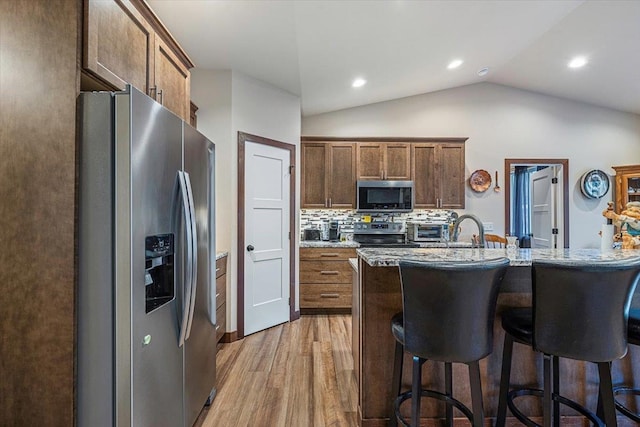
[353,247,640,427]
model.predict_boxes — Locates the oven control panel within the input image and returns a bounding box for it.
[354,221,404,234]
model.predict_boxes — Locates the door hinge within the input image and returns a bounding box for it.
[552,228,559,234]
[289,165,295,174]
[551,177,558,184]
[288,231,291,240]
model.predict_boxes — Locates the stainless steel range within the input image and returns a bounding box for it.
[353,221,420,247]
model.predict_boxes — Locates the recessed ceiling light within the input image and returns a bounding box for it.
[447,59,463,70]
[477,67,489,77]
[568,56,588,68]
[352,78,367,88]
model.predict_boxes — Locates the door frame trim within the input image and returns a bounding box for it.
[237,132,298,339]
[504,158,569,248]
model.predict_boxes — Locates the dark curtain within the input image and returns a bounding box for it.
[512,166,531,246]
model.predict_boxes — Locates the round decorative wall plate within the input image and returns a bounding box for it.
[469,169,492,192]
[580,169,610,199]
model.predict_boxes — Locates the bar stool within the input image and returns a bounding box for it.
[389,258,509,427]
[611,308,640,422]
[496,258,640,427]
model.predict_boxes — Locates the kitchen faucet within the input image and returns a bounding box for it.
[452,214,485,247]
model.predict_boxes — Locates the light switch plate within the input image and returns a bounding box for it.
[483,222,494,232]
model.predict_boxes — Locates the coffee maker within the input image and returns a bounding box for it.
[329,221,339,241]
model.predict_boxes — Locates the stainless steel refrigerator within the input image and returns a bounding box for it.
[77,85,217,427]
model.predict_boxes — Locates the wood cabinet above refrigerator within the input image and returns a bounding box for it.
[82,0,193,121]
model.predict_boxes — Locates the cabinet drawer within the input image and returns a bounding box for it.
[300,260,353,284]
[216,256,227,278]
[300,247,356,261]
[300,284,352,309]
[215,302,226,343]
[215,275,226,309]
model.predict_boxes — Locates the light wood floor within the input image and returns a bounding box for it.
[195,314,358,427]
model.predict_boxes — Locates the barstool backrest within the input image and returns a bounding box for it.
[398,258,509,363]
[532,258,640,362]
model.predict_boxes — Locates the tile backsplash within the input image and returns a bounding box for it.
[300,209,457,230]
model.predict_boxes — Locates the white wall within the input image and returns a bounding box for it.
[303,82,640,248]
[191,69,301,333]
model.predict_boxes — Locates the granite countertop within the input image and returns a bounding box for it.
[357,248,640,267]
[348,258,358,272]
[216,251,229,260]
[299,241,473,249]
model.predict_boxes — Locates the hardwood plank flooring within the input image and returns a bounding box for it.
[196,314,358,427]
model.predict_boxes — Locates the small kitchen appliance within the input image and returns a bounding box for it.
[406,222,450,242]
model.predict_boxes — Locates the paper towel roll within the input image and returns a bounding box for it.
[601,224,614,252]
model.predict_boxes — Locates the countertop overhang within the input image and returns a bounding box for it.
[357,247,640,267]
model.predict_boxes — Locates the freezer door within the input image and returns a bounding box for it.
[122,87,185,427]
[183,123,217,426]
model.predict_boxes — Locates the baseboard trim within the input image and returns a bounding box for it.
[220,331,238,343]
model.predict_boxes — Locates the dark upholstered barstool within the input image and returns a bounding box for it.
[611,308,640,422]
[496,258,640,427]
[389,258,509,427]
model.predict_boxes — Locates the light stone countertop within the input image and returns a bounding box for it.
[216,251,229,260]
[348,258,358,272]
[299,241,473,249]
[357,248,640,267]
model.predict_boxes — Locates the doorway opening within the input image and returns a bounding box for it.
[504,159,569,249]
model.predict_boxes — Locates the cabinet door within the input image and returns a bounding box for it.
[153,34,190,121]
[328,143,356,208]
[357,143,384,180]
[412,144,437,208]
[84,0,153,93]
[439,144,465,209]
[301,143,328,208]
[384,143,411,180]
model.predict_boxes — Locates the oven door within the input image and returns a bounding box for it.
[415,225,446,241]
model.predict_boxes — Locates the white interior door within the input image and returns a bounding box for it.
[531,167,556,248]
[244,141,291,336]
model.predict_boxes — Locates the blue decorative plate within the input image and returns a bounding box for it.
[580,169,610,199]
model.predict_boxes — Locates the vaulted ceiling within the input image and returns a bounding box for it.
[148,0,640,117]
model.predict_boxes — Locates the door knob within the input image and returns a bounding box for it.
[247,245,254,252]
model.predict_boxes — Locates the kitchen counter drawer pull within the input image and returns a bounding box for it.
[320,293,340,298]
[320,271,340,275]
[320,253,339,257]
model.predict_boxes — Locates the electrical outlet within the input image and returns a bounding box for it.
[483,222,494,232]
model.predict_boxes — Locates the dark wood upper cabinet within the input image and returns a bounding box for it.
[301,142,356,209]
[412,142,465,209]
[83,0,194,121]
[153,33,190,121]
[83,0,153,93]
[357,142,410,180]
[302,137,466,210]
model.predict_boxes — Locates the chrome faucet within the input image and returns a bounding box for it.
[452,214,485,247]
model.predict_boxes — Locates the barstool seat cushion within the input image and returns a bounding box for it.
[501,307,533,345]
[391,312,404,345]
[628,308,640,346]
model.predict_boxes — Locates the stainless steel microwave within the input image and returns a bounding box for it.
[356,180,413,213]
[406,222,450,242]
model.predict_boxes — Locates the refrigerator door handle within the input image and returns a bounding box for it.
[183,172,198,340]
[177,171,194,347]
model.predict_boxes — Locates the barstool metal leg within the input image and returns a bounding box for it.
[468,361,484,427]
[445,362,453,427]
[543,354,553,427]
[390,340,403,427]
[552,355,559,427]
[597,362,618,427]
[411,356,424,427]
[496,334,514,427]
